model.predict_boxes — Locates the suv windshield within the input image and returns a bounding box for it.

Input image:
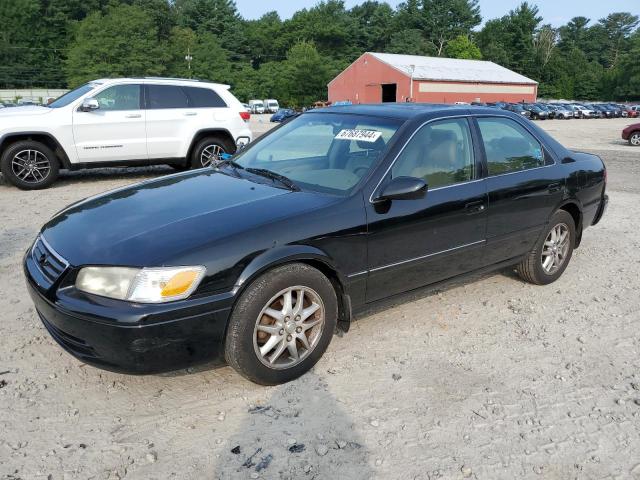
[233,113,403,195]
[48,83,98,108]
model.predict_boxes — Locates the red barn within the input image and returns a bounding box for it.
[328,52,538,105]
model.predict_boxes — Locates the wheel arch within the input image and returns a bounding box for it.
[0,132,71,171]
[556,200,583,248]
[233,246,353,333]
[186,128,237,161]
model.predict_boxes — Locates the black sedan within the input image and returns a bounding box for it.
[24,104,608,385]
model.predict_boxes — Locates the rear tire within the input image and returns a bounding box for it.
[629,132,640,146]
[225,263,338,385]
[190,136,235,169]
[0,140,59,190]
[517,210,575,285]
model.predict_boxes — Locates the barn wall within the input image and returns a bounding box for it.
[328,53,411,104]
[328,53,538,104]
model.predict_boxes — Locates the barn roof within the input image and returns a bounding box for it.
[368,52,538,85]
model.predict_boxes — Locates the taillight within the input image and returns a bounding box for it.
[239,111,250,122]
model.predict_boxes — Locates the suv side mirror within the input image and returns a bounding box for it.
[79,98,99,112]
[375,176,427,202]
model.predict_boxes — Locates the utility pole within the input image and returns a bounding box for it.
[185,48,193,78]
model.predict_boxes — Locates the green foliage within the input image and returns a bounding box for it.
[1,0,638,102]
[445,35,482,59]
[65,4,167,87]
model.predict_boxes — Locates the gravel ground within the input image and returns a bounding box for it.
[1,117,639,480]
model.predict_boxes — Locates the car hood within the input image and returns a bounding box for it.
[41,170,335,266]
[0,106,52,117]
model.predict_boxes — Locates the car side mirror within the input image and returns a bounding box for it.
[375,176,427,202]
[79,98,99,112]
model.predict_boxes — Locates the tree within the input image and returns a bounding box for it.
[445,35,482,59]
[65,4,167,87]
[421,0,482,56]
[387,29,436,56]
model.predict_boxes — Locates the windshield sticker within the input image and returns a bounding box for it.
[335,129,382,142]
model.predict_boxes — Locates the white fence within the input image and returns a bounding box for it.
[0,88,69,102]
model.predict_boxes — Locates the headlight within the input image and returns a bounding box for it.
[75,266,206,303]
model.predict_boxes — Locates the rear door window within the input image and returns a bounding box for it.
[146,85,190,109]
[476,117,544,176]
[184,87,227,108]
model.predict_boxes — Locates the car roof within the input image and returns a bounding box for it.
[91,77,230,89]
[311,103,487,120]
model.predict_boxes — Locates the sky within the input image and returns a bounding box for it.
[234,0,640,26]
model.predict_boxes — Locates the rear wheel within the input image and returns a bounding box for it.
[1,140,59,190]
[517,210,575,285]
[225,263,338,385]
[629,132,640,146]
[190,136,235,169]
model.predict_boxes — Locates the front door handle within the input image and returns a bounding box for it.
[184,112,197,116]
[465,201,486,215]
[125,113,141,118]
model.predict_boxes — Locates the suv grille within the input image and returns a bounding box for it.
[31,236,68,285]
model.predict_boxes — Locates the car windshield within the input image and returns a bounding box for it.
[48,83,98,108]
[232,113,403,195]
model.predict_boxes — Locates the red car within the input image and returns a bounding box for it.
[625,106,639,118]
[622,123,640,146]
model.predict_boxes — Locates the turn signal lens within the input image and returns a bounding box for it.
[160,270,200,297]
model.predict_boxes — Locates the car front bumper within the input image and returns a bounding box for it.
[24,251,233,374]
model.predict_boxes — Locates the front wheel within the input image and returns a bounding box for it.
[190,136,235,169]
[517,210,575,285]
[225,263,338,385]
[629,132,640,146]
[1,140,59,190]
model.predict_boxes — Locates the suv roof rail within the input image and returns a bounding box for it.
[143,77,203,82]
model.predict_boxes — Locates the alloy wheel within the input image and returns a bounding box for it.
[541,223,570,274]
[200,144,225,167]
[631,133,640,146]
[11,149,51,184]
[253,286,325,370]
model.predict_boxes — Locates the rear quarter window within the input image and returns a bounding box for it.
[184,87,227,108]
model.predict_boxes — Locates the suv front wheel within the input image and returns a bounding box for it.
[191,136,235,169]
[1,140,59,190]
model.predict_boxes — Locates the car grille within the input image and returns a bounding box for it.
[39,312,99,360]
[31,236,68,285]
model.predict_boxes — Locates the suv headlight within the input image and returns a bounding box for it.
[75,266,206,303]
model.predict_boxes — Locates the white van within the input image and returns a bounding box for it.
[249,100,265,114]
[264,99,279,114]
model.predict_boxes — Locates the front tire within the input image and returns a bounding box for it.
[629,132,640,146]
[1,140,59,190]
[517,210,575,285]
[190,136,235,169]
[225,263,338,385]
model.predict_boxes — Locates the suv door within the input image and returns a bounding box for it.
[144,84,196,160]
[474,116,564,266]
[72,84,146,162]
[365,117,488,302]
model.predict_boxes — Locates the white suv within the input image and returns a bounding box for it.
[0,78,252,189]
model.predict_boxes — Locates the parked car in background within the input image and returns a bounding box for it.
[0,77,252,189]
[589,104,608,118]
[504,103,531,118]
[626,105,639,118]
[550,104,573,119]
[24,104,608,384]
[270,108,297,123]
[535,103,555,119]
[264,99,279,114]
[563,104,581,118]
[574,105,596,118]
[2,102,16,108]
[241,103,251,113]
[622,123,640,146]
[523,104,548,120]
[249,100,265,114]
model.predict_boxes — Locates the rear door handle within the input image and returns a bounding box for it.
[184,112,197,116]
[125,113,141,118]
[548,182,562,193]
[465,201,486,215]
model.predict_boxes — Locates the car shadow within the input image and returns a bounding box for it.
[53,165,176,186]
[209,371,374,479]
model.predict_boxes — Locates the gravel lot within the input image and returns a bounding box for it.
[1,117,639,480]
